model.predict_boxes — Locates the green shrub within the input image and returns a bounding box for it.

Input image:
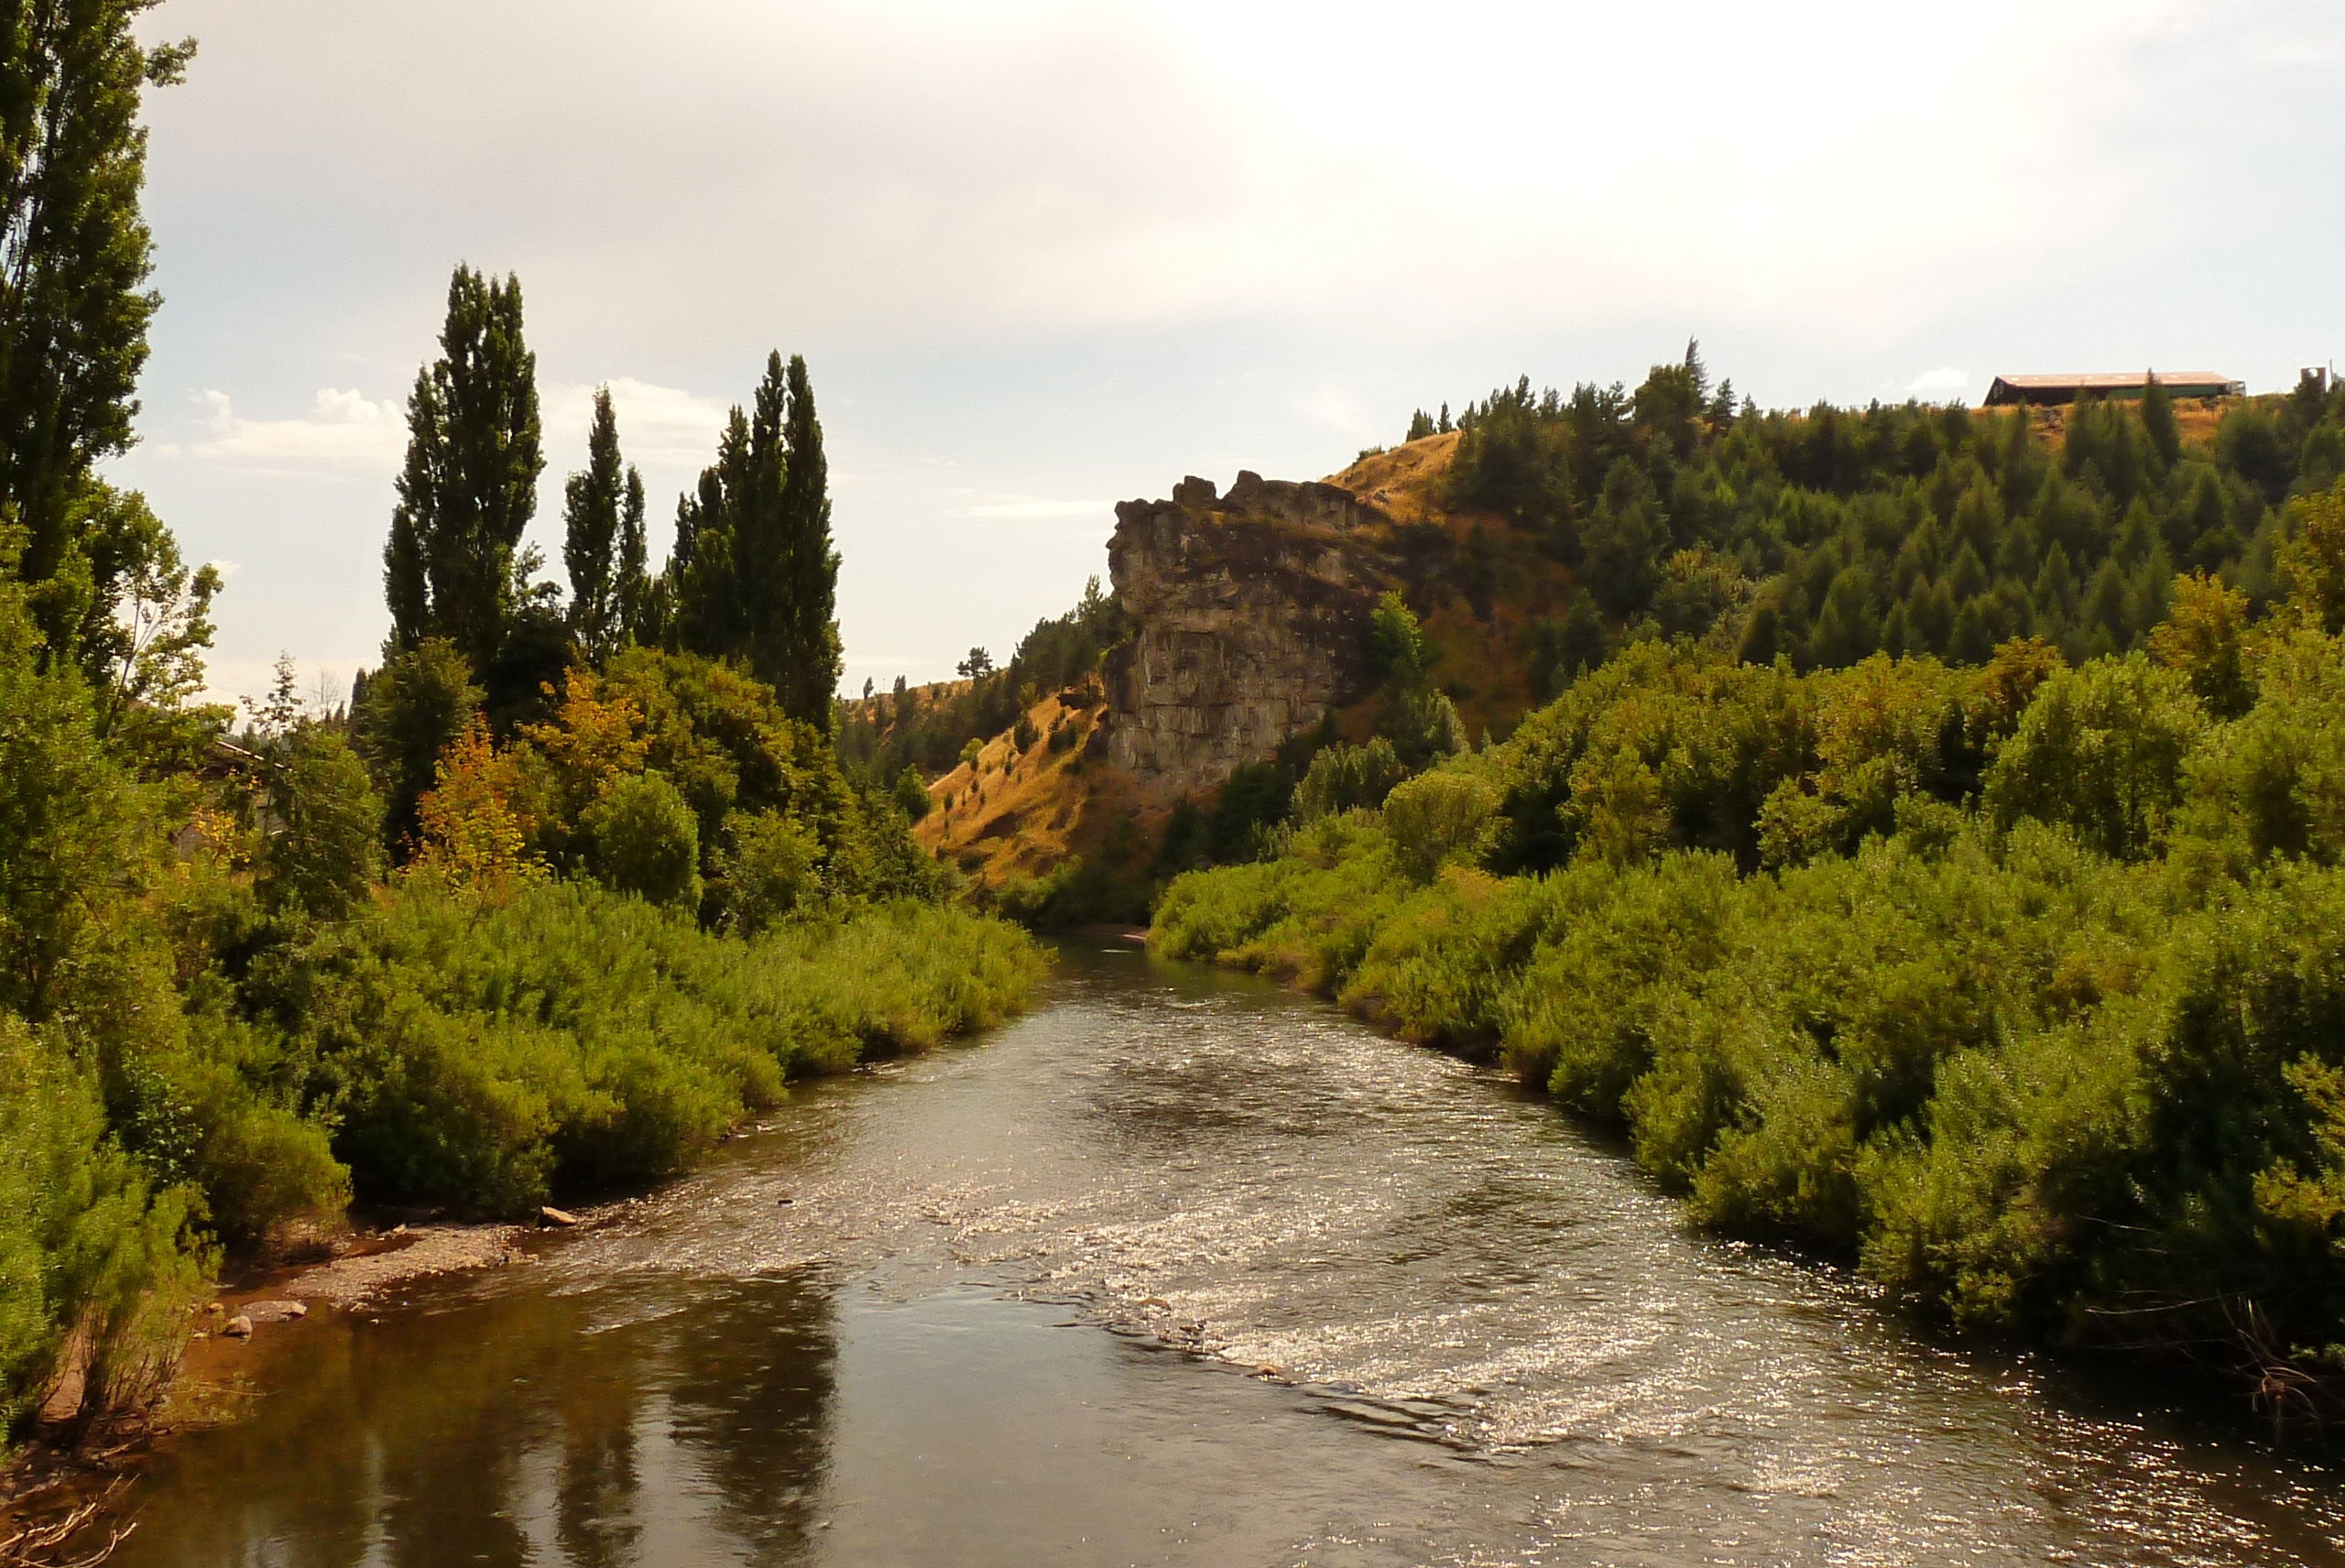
[0,1016,209,1440]
[584,770,702,909]
[261,726,384,920]
[298,877,1042,1214]
[1984,655,2207,858]
[1151,620,2345,1386]
[1295,737,1406,822]
[1381,767,1500,882]
[714,809,821,934]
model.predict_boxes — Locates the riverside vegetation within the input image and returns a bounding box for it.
[1156,474,2345,1412]
[0,5,1040,1462]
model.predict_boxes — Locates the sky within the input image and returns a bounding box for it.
[112,0,2345,707]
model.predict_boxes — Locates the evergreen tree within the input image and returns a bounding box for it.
[2142,370,2181,469]
[562,387,625,659]
[0,5,193,657]
[381,266,544,669]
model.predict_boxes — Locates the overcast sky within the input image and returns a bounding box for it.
[114,0,2345,705]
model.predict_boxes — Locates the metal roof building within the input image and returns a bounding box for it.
[1983,372,2244,407]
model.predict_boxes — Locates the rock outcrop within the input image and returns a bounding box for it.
[1105,470,1404,797]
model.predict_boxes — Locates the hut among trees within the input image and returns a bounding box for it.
[1984,371,2244,407]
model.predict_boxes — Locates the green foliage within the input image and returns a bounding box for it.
[662,353,841,730]
[0,1014,208,1439]
[712,810,820,935]
[1368,591,1434,681]
[0,0,189,655]
[295,878,1042,1214]
[355,637,482,853]
[1380,766,1500,882]
[583,771,702,909]
[562,387,632,661]
[991,853,1151,930]
[1295,737,1407,821]
[1983,656,2205,858]
[0,600,142,1019]
[1152,586,2345,1390]
[258,727,384,921]
[1443,352,2334,673]
[383,267,546,670]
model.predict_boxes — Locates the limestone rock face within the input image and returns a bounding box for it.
[1106,470,1402,797]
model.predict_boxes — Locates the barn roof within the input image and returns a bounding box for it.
[1992,372,2235,391]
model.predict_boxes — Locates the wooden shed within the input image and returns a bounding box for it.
[1982,372,2243,408]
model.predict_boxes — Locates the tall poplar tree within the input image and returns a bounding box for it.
[736,352,792,688]
[382,266,544,669]
[776,353,841,730]
[562,386,625,659]
[0,3,194,655]
[616,464,650,645]
[660,352,838,728]
[663,407,751,660]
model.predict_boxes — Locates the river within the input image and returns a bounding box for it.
[106,941,2345,1566]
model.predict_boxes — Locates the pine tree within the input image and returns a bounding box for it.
[775,354,842,730]
[382,266,544,669]
[0,6,194,655]
[562,387,625,659]
[2141,370,2181,470]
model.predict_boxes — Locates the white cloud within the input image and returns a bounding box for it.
[163,387,406,474]
[959,496,1109,520]
[542,377,732,472]
[1905,367,1971,397]
[161,376,733,489]
[124,0,2345,693]
[1295,385,1375,439]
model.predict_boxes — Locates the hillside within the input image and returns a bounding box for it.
[876,353,2345,919]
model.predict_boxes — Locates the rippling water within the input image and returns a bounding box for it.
[110,942,2345,1566]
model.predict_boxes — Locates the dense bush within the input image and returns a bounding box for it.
[0,571,1032,1451]
[584,770,702,909]
[1156,504,2345,1397]
[282,877,1043,1214]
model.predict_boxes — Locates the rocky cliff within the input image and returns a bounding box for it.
[1104,470,1410,797]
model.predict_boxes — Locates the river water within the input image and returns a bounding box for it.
[108,942,2345,1567]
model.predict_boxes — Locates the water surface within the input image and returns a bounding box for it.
[112,943,2345,1566]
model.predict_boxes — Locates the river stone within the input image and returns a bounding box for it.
[223,1314,254,1339]
[244,1299,308,1324]
[538,1206,581,1227]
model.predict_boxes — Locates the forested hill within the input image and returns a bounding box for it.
[1428,346,2332,676]
[1144,368,2345,1410]
[843,348,2341,920]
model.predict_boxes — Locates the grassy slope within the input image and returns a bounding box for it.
[908,397,2249,899]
